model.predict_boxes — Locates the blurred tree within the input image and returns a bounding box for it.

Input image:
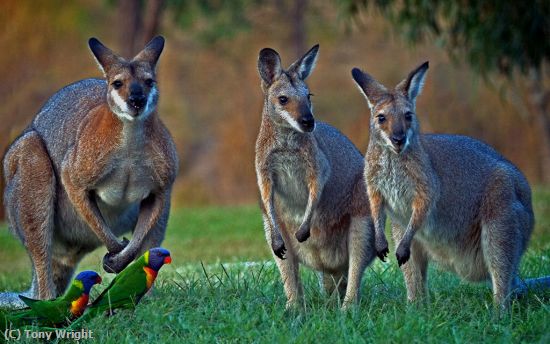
[166,0,308,55]
[116,0,165,57]
[339,0,550,183]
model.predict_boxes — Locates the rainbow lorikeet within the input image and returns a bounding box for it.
[84,247,171,318]
[1,270,101,328]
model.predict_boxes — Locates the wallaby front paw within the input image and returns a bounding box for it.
[375,236,389,261]
[295,223,311,243]
[102,252,130,273]
[395,243,410,266]
[272,240,286,260]
[108,237,129,254]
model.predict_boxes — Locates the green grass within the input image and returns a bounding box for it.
[0,189,549,343]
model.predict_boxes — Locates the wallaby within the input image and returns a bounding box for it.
[351,61,549,309]
[1,36,178,309]
[256,45,376,309]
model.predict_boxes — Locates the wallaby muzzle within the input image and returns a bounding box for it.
[299,106,315,132]
[128,83,147,112]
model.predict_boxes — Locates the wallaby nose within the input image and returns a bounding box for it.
[128,94,147,110]
[299,115,315,132]
[391,134,406,147]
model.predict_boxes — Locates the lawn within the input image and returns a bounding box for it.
[0,188,549,343]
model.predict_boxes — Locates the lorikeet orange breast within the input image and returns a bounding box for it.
[83,247,171,318]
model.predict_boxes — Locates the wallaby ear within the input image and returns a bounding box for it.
[288,44,319,80]
[258,48,282,87]
[133,36,165,69]
[396,61,429,103]
[351,67,387,109]
[89,38,121,75]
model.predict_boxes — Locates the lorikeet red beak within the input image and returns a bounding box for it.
[96,276,102,284]
[164,256,172,264]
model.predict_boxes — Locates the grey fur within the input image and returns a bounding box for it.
[256,46,375,309]
[352,62,540,309]
[1,38,177,308]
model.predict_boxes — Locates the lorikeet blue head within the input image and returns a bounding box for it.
[74,271,102,294]
[146,247,171,271]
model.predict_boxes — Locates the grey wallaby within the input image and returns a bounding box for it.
[351,61,550,309]
[1,36,178,308]
[256,45,376,309]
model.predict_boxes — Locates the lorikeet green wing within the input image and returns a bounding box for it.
[2,271,101,328]
[86,247,171,317]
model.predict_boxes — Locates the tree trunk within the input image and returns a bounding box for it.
[528,67,550,184]
[141,0,165,45]
[118,0,142,57]
[0,170,4,220]
[292,0,307,59]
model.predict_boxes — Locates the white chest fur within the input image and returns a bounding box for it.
[271,151,309,220]
[371,156,415,223]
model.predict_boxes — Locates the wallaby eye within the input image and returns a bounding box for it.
[376,114,386,124]
[112,80,123,89]
[405,112,413,121]
[278,96,289,105]
[145,78,155,87]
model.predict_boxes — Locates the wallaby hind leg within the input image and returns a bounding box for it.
[266,219,302,308]
[481,172,526,309]
[2,131,56,302]
[342,216,375,309]
[274,252,302,309]
[392,223,429,302]
[51,257,79,296]
[320,271,347,299]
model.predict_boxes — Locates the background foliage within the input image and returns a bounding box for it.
[0,0,548,214]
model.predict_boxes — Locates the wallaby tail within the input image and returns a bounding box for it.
[513,276,550,297]
[0,290,33,310]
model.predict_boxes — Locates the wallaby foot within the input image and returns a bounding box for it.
[295,223,311,243]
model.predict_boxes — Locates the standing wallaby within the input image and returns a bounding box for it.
[255,45,376,309]
[351,61,549,309]
[1,36,178,308]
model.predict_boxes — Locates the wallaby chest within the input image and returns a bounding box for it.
[271,150,309,210]
[369,152,416,220]
[94,150,156,207]
[82,116,159,207]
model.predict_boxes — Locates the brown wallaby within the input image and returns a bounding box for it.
[1,37,178,308]
[351,61,549,309]
[256,45,376,309]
